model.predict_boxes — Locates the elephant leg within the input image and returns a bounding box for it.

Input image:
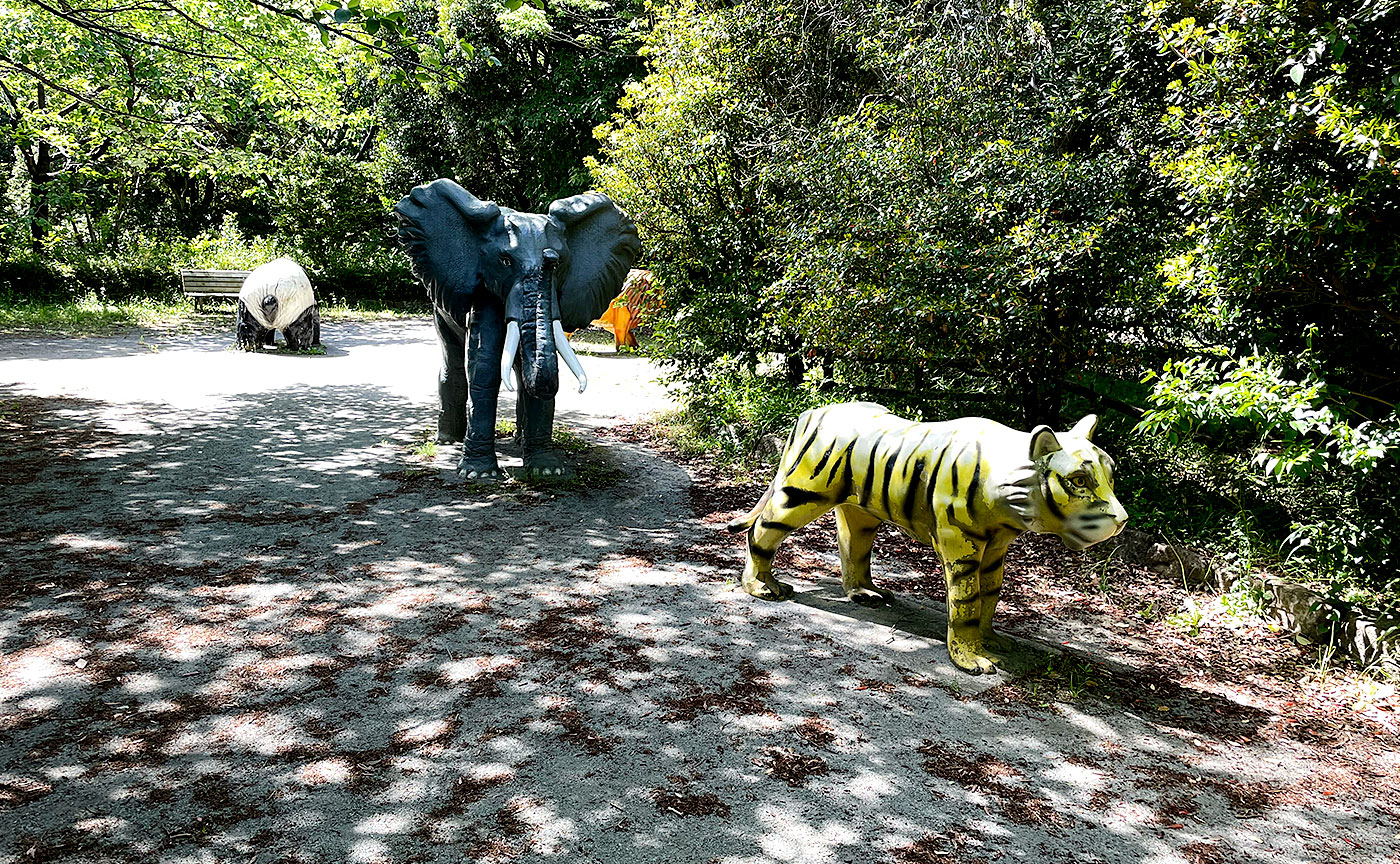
[235,300,272,351]
[282,304,319,351]
[460,299,506,480]
[433,309,468,444]
[519,394,567,479]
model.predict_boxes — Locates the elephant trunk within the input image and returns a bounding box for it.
[517,263,559,400]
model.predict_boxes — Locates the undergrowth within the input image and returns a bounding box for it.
[652,370,1399,627]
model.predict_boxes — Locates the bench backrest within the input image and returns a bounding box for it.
[180,269,250,295]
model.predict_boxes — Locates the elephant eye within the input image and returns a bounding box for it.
[498,254,513,268]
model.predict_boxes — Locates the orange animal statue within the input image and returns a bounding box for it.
[592,269,659,350]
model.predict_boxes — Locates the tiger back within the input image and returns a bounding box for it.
[727,401,1127,674]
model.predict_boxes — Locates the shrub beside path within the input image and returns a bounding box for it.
[1,319,1395,864]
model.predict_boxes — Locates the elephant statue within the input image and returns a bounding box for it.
[394,179,641,480]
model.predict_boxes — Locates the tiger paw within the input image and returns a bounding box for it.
[847,587,892,607]
[947,640,999,676]
[742,576,794,601]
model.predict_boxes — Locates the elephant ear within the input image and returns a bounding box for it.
[395,179,501,323]
[547,193,641,332]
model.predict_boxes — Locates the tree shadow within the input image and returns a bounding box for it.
[0,377,1392,864]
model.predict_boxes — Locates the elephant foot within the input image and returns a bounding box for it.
[437,417,466,444]
[521,448,572,481]
[456,454,503,482]
[846,586,893,607]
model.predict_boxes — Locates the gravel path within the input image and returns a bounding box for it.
[1,319,1395,864]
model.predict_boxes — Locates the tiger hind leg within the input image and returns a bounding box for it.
[740,488,836,601]
[834,504,893,607]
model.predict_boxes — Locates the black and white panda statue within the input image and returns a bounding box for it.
[235,257,321,351]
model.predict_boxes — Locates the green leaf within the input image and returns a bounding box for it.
[1289,63,1304,85]
[332,8,353,24]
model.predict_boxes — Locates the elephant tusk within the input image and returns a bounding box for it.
[500,320,520,392]
[553,320,588,393]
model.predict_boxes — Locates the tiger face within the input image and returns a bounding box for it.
[1026,415,1127,551]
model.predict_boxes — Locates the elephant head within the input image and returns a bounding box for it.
[394,179,640,399]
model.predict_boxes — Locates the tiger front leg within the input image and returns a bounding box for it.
[739,492,836,601]
[835,504,893,607]
[975,534,1017,662]
[740,526,793,600]
[938,530,997,675]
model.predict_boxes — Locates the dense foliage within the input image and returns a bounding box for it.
[0,0,640,301]
[593,0,1186,425]
[592,0,1400,610]
[380,0,644,211]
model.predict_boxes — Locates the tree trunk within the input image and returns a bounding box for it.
[29,83,52,255]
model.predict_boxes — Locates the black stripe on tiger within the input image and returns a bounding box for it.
[780,486,828,508]
[784,422,824,477]
[780,420,799,456]
[902,456,926,525]
[878,445,900,518]
[806,439,839,481]
[858,432,886,507]
[827,440,855,486]
[759,519,798,532]
[747,543,775,562]
[965,443,983,520]
[925,444,950,517]
[979,554,1005,574]
[833,441,856,502]
[1041,474,1066,520]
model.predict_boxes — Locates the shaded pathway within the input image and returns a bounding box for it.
[0,321,1393,864]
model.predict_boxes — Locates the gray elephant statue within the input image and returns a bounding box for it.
[394,179,641,480]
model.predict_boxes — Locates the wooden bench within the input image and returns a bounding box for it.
[180,269,250,310]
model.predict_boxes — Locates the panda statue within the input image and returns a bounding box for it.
[235,257,321,351]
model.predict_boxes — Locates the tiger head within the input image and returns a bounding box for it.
[1017,414,1128,551]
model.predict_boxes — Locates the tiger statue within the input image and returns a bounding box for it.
[727,402,1128,674]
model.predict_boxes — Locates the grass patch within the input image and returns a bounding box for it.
[642,407,777,484]
[0,295,192,335]
[0,293,425,338]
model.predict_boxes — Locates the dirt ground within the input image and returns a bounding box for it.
[1,318,1397,864]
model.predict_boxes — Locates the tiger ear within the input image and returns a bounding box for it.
[1029,426,1062,461]
[1069,414,1099,441]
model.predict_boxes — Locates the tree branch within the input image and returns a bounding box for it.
[0,54,209,127]
[19,0,240,60]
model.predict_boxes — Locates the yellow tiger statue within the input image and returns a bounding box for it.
[727,402,1128,674]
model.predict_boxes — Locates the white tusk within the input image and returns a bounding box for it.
[500,320,520,392]
[553,320,587,393]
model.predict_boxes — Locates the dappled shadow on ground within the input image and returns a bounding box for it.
[0,317,434,363]
[1,384,1396,864]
